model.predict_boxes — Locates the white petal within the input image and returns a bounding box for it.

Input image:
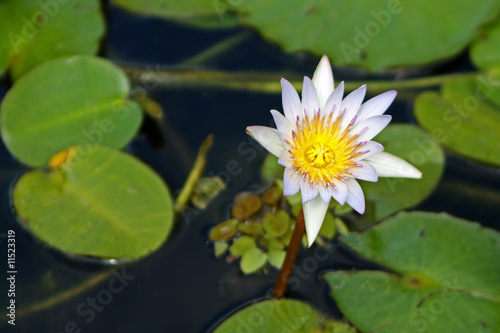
[324,81,344,118]
[318,184,332,204]
[350,161,378,182]
[356,90,397,125]
[281,78,301,121]
[365,152,422,178]
[277,151,293,168]
[283,168,300,196]
[302,76,320,117]
[300,179,318,203]
[270,109,294,134]
[331,179,348,205]
[312,55,334,109]
[303,195,329,247]
[340,85,366,132]
[352,141,385,161]
[353,115,392,142]
[246,126,284,157]
[345,180,365,214]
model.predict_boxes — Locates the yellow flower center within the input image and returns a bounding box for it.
[286,109,364,188]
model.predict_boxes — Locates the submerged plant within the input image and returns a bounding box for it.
[246,55,422,297]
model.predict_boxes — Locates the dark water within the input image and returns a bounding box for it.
[1,4,500,333]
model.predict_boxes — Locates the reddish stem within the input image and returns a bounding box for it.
[272,207,305,299]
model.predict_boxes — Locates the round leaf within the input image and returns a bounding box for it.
[13,145,173,259]
[324,212,500,332]
[240,247,267,274]
[414,75,500,167]
[362,124,444,220]
[214,299,322,332]
[236,0,500,71]
[0,0,104,79]
[267,250,285,268]
[229,235,256,257]
[1,55,142,167]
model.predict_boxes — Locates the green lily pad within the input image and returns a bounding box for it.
[0,55,142,167]
[471,19,500,69]
[229,235,256,257]
[0,0,104,79]
[209,219,239,241]
[240,247,267,274]
[414,75,500,167]
[324,212,500,333]
[110,0,237,29]
[231,194,262,219]
[214,299,322,332]
[267,250,286,269]
[235,0,500,71]
[13,145,173,259]
[262,210,290,237]
[363,124,444,221]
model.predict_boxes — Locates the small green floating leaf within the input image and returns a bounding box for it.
[0,55,142,167]
[0,0,104,79]
[267,250,286,269]
[231,194,262,219]
[214,241,228,258]
[414,75,500,167]
[262,210,290,237]
[209,219,239,241]
[362,124,444,221]
[261,186,282,206]
[214,299,323,333]
[261,153,283,183]
[13,145,173,260]
[235,0,500,71]
[324,212,500,333]
[237,221,263,236]
[262,235,284,251]
[229,235,256,257]
[240,247,267,274]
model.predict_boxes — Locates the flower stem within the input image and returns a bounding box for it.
[272,206,305,299]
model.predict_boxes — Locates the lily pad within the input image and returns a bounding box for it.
[324,212,500,333]
[414,75,500,167]
[471,19,500,69]
[237,221,264,236]
[0,0,104,79]
[1,55,142,167]
[235,0,500,71]
[13,145,173,259]
[110,0,237,29]
[240,247,267,274]
[214,299,322,332]
[362,124,444,221]
[214,299,357,332]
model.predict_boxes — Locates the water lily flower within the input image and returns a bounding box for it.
[246,56,422,246]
